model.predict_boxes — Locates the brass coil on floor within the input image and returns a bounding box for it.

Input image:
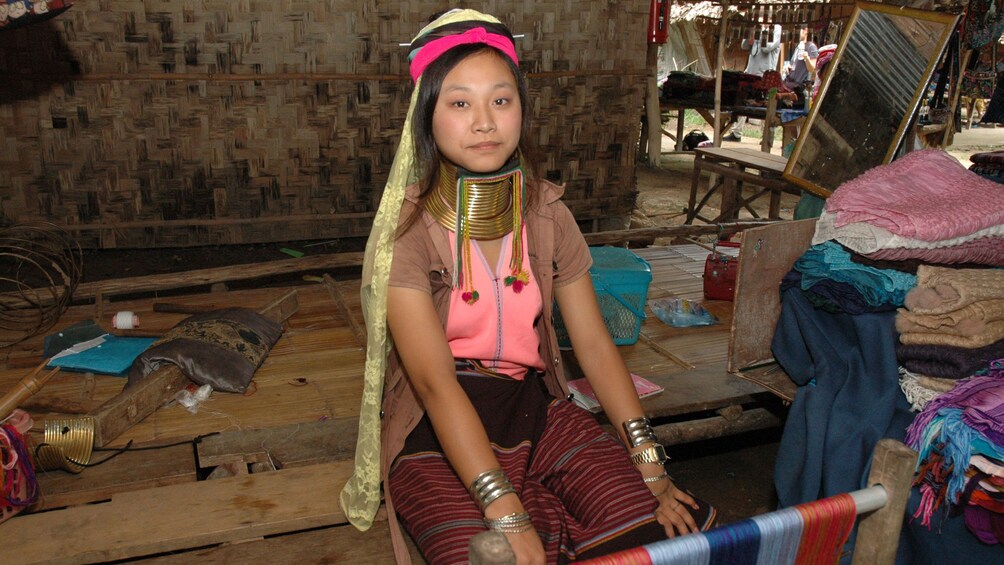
[34,417,95,474]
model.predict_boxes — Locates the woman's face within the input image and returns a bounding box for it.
[432,50,521,173]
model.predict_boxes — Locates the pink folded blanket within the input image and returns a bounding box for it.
[864,237,1004,266]
[826,149,1004,242]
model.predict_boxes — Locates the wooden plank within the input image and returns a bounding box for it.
[70,254,363,301]
[852,439,918,565]
[196,418,358,469]
[134,518,425,564]
[88,290,300,447]
[728,219,816,373]
[655,407,782,446]
[1,460,354,564]
[32,443,196,511]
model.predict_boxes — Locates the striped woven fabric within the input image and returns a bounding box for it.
[388,370,666,564]
[583,493,857,565]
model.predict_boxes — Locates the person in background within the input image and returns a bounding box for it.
[783,24,819,99]
[724,23,782,142]
[339,9,715,565]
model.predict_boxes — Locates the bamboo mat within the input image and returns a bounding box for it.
[0,244,744,448]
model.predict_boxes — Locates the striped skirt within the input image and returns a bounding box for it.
[388,363,669,563]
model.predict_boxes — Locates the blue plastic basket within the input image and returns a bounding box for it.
[553,247,652,347]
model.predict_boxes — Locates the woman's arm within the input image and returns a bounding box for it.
[554,275,699,536]
[386,286,544,561]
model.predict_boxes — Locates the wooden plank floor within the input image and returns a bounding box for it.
[0,244,767,563]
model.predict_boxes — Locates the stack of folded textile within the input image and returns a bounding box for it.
[904,362,1004,544]
[896,266,1004,381]
[969,149,1004,184]
[813,149,1004,266]
[780,240,916,314]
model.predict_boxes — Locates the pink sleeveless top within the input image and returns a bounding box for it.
[445,225,545,379]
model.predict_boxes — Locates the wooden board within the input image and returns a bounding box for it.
[32,443,196,511]
[728,219,816,373]
[135,518,424,564]
[2,461,354,564]
[196,418,358,469]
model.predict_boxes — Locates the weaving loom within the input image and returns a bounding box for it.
[552,439,915,565]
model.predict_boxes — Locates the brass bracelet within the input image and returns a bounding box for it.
[622,416,657,448]
[484,511,533,534]
[469,469,516,512]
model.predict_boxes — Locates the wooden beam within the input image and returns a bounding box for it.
[2,460,355,564]
[71,253,363,301]
[646,43,663,164]
[321,274,367,348]
[654,407,782,446]
[196,418,358,469]
[32,443,196,511]
[134,519,423,564]
[852,439,918,565]
[582,221,775,246]
[88,290,300,447]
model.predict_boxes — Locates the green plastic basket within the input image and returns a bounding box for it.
[553,247,652,347]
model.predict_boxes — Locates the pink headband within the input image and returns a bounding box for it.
[409,27,519,83]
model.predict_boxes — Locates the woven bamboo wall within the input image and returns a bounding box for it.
[0,1,650,248]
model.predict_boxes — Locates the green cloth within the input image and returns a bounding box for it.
[794,191,826,220]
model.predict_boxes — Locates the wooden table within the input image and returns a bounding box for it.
[656,95,782,154]
[686,146,798,224]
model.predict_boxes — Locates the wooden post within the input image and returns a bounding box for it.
[761,90,778,153]
[713,2,729,147]
[940,49,973,147]
[88,290,300,447]
[851,439,918,565]
[646,43,663,164]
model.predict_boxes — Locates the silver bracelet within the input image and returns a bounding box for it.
[484,511,533,534]
[622,416,657,448]
[469,469,516,512]
[642,471,669,483]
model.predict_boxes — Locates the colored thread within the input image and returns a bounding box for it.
[793,493,857,564]
[751,508,802,565]
[1,424,39,510]
[707,518,760,564]
[644,530,710,564]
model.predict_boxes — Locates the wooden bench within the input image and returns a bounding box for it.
[685,146,800,224]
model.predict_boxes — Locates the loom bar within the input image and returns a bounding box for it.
[849,485,888,514]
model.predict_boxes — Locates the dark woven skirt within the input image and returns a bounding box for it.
[389,362,676,563]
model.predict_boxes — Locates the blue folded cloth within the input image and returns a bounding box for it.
[47,334,157,376]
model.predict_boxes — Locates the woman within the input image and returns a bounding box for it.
[340,10,714,564]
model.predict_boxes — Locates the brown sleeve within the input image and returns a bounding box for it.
[389,204,434,294]
[551,201,592,288]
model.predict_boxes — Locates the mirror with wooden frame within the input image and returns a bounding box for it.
[782,1,959,197]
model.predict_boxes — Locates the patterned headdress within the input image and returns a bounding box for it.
[340,9,520,530]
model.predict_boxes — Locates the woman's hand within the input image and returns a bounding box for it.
[504,529,546,565]
[653,479,700,537]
